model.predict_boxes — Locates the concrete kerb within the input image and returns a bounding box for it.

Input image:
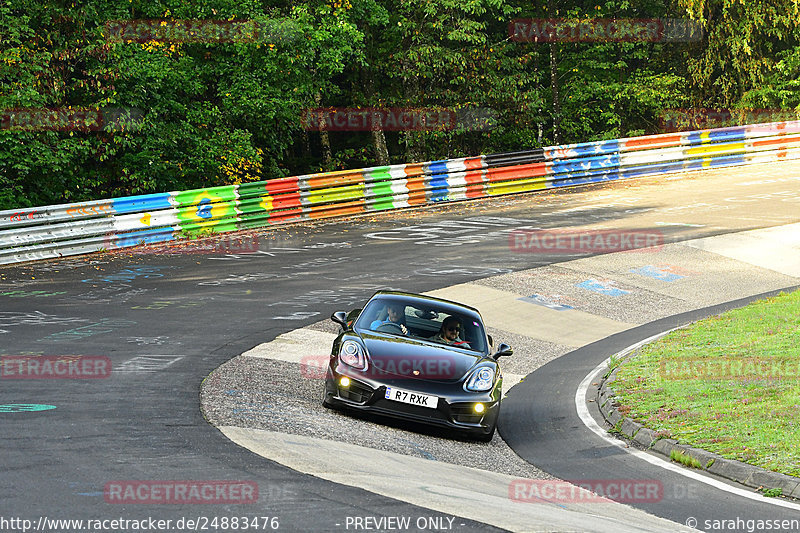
[597,338,800,501]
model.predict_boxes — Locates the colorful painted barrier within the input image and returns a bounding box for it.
[1,120,799,264]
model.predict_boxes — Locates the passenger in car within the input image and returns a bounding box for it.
[431,316,470,348]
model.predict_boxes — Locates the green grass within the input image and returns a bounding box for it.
[604,353,623,378]
[611,289,800,477]
[670,449,703,469]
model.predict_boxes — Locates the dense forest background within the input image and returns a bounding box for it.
[1,0,798,210]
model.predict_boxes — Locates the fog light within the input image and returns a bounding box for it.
[339,376,351,388]
[474,403,485,414]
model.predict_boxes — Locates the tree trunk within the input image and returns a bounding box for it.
[371,128,390,166]
[401,62,425,162]
[548,0,562,145]
[362,68,390,165]
[314,91,332,169]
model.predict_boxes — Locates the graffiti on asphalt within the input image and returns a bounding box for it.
[576,279,631,297]
[125,336,181,346]
[1,290,67,298]
[130,300,203,310]
[0,311,89,333]
[268,285,397,309]
[81,266,172,284]
[33,259,109,272]
[272,311,321,321]
[115,355,186,373]
[364,216,541,247]
[72,284,152,304]
[38,318,136,342]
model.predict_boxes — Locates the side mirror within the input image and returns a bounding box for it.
[488,334,494,348]
[493,343,513,360]
[331,311,348,329]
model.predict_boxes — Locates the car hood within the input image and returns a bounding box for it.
[358,331,488,382]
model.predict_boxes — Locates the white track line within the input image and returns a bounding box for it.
[575,330,800,511]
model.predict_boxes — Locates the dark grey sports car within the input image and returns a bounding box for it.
[323,290,513,441]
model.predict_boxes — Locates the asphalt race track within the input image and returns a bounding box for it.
[2,161,800,532]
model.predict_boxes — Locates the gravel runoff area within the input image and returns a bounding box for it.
[200,313,573,480]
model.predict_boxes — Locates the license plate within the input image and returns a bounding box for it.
[385,387,438,409]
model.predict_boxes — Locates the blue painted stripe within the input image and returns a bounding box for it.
[113,193,172,214]
[709,154,747,166]
[682,154,748,171]
[551,154,620,174]
[549,162,621,181]
[686,159,706,171]
[546,140,620,159]
[518,294,574,311]
[426,160,452,202]
[549,172,621,188]
[427,174,450,202]
[686,128,747,144]
[620,160,687,178]
[631,265,684,282]
[110,228,175,249]
[427,160,450,174]
[576,279,630,297]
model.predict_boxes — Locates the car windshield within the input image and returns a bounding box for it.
[355,296,488,353]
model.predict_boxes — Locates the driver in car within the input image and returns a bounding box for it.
[370,303,408,334]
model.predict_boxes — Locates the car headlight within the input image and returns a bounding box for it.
[339,340,367,371]
[465,366,495,392]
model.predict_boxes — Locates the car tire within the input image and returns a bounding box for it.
[322,383,336,410]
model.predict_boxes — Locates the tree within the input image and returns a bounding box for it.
[677,0,800,108]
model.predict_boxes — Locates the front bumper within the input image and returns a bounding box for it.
[323,364,501,437]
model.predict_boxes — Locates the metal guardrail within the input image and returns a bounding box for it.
[2,120,799,264]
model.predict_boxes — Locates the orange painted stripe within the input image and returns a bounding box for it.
[403,163,426,178]
[268,208,304,223]
[265,177,299,195]
[305,170,365,189]
[752,136,800,148]
[406,175,427,205]
[486,162,548,182]
[623,134,683,151]
[463,157,485,171]
[464,169,486,199]
[269,192,302,209]
[307,201,366,219]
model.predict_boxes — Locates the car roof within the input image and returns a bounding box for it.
[368,290,483,320]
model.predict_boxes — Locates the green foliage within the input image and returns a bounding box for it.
[1,0,798,209]
[670,449,704,469]
[677,0,800,106]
